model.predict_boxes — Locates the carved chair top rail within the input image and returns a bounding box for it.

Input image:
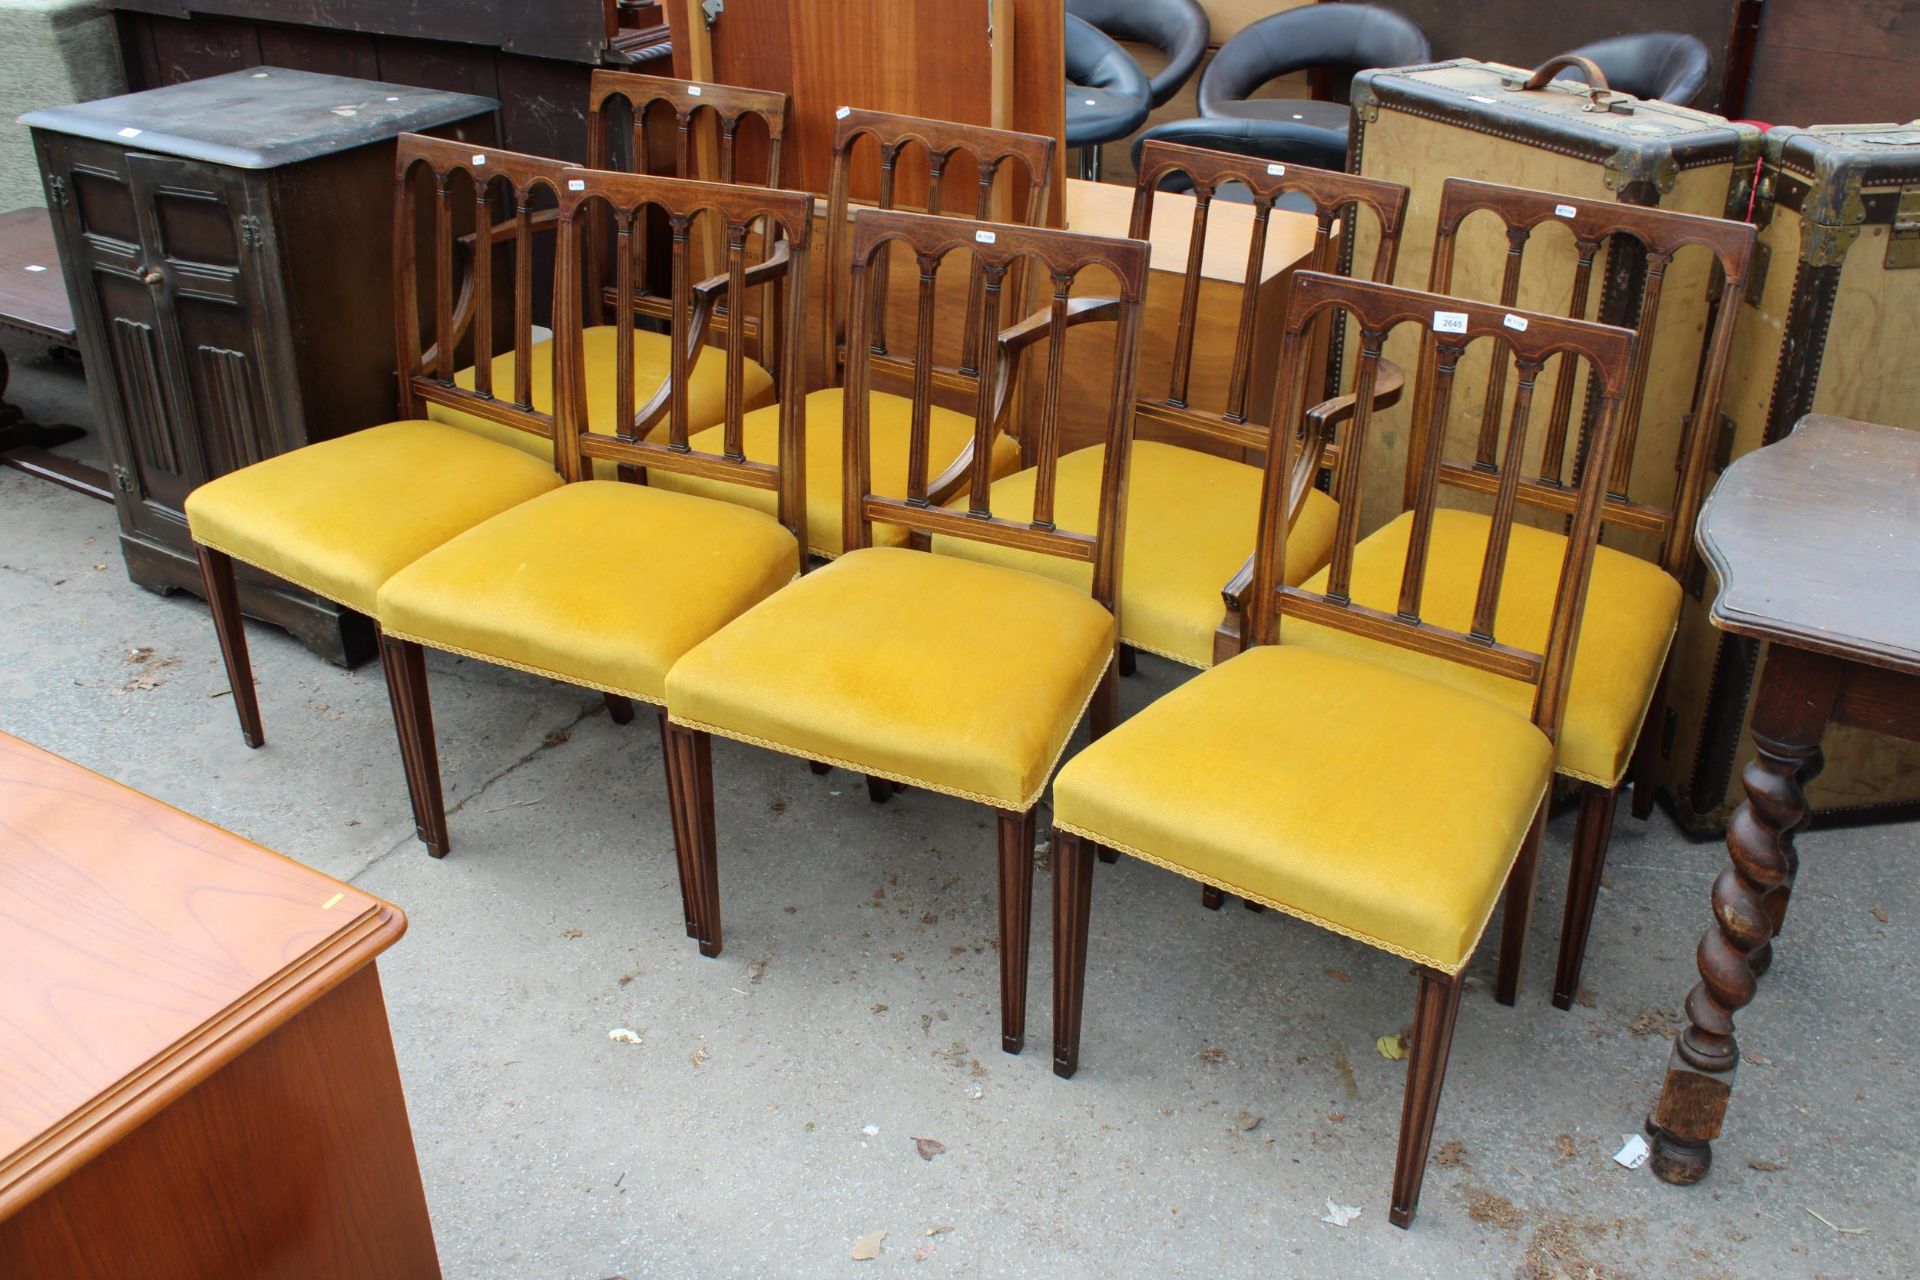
[823,109,1059,391]
[1254,270,1639,739]
[392,134,574,430]
[550,166,814,554]
[586,69,790,183]
[1424,177,1757,575]
[840,207,1149,613]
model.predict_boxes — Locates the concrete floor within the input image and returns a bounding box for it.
[2,330,1916,1279]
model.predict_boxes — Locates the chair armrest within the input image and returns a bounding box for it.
[987,295,1125,433]
[689,237,796,309]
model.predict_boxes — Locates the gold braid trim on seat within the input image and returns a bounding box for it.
[1120,635,1210,671]
[669,653,1114,815]
[375,627,664,705]
[1053,778,1549,978]
[190,535,357,613]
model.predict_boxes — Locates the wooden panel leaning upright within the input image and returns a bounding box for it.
[930,139,1410,678]
[374,168,814,906]
[663,207,1149,1054]
[651,108,1058,559]
[1403,178,1756,1007]
[1046,270,1639,1229]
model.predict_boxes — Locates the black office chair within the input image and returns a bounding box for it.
[1196,4,1431,172]
[1065,13,1153,181]
[1067,0,1210,109]
[1560,32,1712,106]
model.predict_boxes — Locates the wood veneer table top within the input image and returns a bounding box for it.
[0,208,75,343]
[1063,177,1323,285]
[0,733,406,1220]
[1696,414,1920,677]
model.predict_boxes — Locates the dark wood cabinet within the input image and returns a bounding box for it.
[26,69,495,664]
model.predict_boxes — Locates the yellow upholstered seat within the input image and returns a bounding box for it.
[930,441,1339,667]
[650,387,1024,558]
[375,481,798,704]
[184,420,563,616]
[1290,509,1680,788]
[667,546,1116,809]
[429,325,776,476]
[1053,645,1554,973]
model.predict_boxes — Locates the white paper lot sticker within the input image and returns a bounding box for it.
[1503,313,1530,332]
[1267,163,1286,176]
[471,154,487,166]
[975,230,997,244]
[568,179,586,191]
[687,85,702,96]
[836,106,851,119]
[1554,203,1578,219]
[1432,310,1469,334]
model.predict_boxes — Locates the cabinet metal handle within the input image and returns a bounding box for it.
[142,268,163,285]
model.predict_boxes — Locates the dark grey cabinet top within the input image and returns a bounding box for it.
[19,68,498,170]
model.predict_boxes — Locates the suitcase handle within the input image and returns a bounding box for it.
[1501,55,1632,114]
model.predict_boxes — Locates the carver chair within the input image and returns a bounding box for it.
[654,108,1056,560]
[933,139,1409,674]
[373,169,813,879]
[663,208,1148,1053]
[427,72,790,475]
[184,136,572,760]
[1049,270,1639,1227]
[1390,178,1754,1006]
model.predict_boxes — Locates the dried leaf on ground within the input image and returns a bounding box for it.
[543,727,572,748]
[1749,1158,1788,1172]
[689,1043,709,1067]
[924,1224,952,1237]
[1625,1007,1677,1038]
[1551,1133,1579,1165]
[1323,967,1351,983]
[913,1137,946,1161]
[850,1230,886,1260]
[1870,907,1889,923]
[1434,1140,1467,1168]
[1197,1046,1228,1066]
[1234,1111,1263,1132]
[1465,1187,1524,1230]
[1319,1200,1361,1227]
[1377,1032,1409,1061]
[748,954,771,984]
[562,927,583,939]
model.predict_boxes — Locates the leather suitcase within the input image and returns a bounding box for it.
[1659,122,1920,834]
[1344,59,1759,546]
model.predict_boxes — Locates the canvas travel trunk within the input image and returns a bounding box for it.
[1341,59,1759,555]
[1659,122,1920,834]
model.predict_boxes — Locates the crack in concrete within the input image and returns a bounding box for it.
[342,697,608,885]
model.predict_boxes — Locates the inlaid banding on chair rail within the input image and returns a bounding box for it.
[552,166,813,544]
[1254,270,1639,736]
[1419,178,1757,578]
[840,207,1149,611]
[392,135,570,436]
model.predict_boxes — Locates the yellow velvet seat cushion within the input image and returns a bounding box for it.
[649,387,1023,558]
[1291,509,1681,788]
[184,420,563,616]
[667,546,1116,810]
[428,325,776,478]
[1053,645,1554,973]
[376,481,799,704]
[929,441,1339,668]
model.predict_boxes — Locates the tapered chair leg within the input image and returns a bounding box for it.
[1117,643,1137,678]
[1552,784,1619,1009]
[1493,802,1547,1006]
[1090,657,1121,740]
[1201,885,1225,910]
[997,806,1038,1055]
[603,692,636,725]
[379,637,450,857]
[1390,967,1465,1229]
[808,760,832,776]
[865,775,902,803]
[664,721,722,957]
[655,710,699,939]
[196,546,264,749]
[1051,829,1095,1078]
